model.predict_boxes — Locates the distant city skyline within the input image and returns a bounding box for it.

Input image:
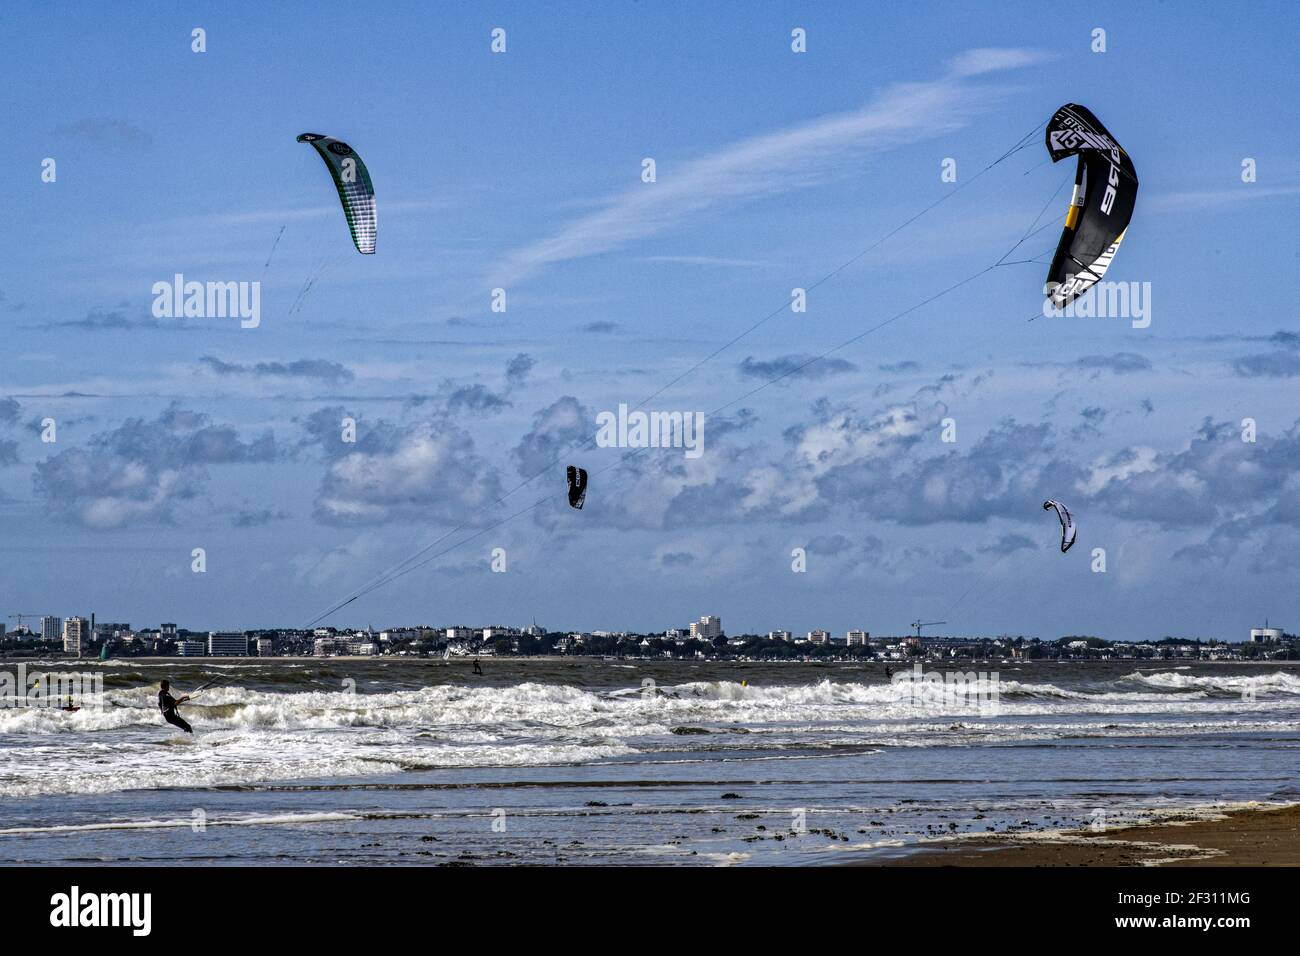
[4,608,1289,648]
[4,3,1300,641]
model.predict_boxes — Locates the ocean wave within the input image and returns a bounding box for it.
[1125,670,1300,696]
[2,671,1297,799]
[3,674,1293,739]
[0,728,635,799]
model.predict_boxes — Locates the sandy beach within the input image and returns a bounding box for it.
[883,803,1300,867]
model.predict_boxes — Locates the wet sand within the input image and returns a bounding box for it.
[880,803,1300,866]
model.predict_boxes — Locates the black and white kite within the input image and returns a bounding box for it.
[1043,104,1138,309]
[566,465,588,510]
[1042,499,1077,553]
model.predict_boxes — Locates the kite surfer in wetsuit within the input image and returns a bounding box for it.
[158,680,193,734]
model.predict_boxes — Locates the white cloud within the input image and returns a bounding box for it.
[945,47,1054,78]
[1146,186,1300,212]
[1080,446,1159,495]
[490,49,1048,286]
[316,421,501,525]
[794,403,938,476]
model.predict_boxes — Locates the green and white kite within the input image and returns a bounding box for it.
[296,133,376,254]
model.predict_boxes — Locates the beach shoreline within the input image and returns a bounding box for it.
[871,802,1300,866]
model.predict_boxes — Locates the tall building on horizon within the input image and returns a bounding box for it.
[208,632,249,657]
[42,616,63,642]
[62,616,88,656]
[690,615,723,640]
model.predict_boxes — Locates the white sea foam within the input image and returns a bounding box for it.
[2,673,1297,799]
[0,811,362,835]
[1125,670,1300,695]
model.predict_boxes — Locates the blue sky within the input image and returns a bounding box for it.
[3,1,1299,640]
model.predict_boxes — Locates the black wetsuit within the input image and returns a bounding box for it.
[158,690,193,733]
[473,659,483,675]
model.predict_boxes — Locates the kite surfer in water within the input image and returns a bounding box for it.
[158,680,193,734]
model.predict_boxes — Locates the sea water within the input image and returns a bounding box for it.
[1,659,1296,865]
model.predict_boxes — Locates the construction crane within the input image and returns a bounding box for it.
[8,613,54,630]
[911,620,947,639]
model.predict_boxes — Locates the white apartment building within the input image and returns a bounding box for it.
[208,632,249,656]
[62,617,88,656]
[690,616,723,640]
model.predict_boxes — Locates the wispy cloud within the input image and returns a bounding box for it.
[1075,353,1152,375]
[1146,185,1300,212]
[1233,351,1300,377]
[946,48,1053,77]
[48,308,173,331]
[51,118,151,145]
[199,356,354,383]
[232,508,290,528]
[640,255,766,268]
[168,198,451,229]
[739,354,858,381]
[490,48,1050,285]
